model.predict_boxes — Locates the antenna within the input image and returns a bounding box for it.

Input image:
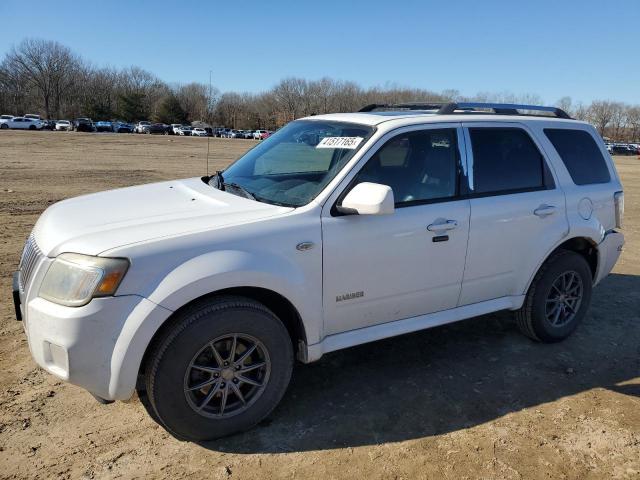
[206,69,212,176]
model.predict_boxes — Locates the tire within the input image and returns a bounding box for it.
[516,250,592,342]
[143,295,293,441]
[29,125,36,130]
[0,124,7,129]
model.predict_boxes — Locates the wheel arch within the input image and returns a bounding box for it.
[137,286,308,380]
[524,235,599,295]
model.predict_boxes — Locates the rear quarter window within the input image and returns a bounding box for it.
[544,129,611,185]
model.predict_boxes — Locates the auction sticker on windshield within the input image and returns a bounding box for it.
[316,136,364,149]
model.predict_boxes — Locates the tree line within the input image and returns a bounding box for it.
[1,39,639,141]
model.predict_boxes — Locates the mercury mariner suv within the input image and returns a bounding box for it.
[13,102,625,441]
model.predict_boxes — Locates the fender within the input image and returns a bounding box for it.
[107,249,322,399]
[522,224,604,297]
[146,248,322,348]
[147,249,317,325]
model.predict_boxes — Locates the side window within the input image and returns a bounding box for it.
[469,127,548,195]
[354,128,459,205]
[544,128,611,185]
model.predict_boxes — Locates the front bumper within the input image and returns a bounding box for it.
[19,290,172,400]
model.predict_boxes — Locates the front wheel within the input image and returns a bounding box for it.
[516,250,592,342]
[142,296,293,441]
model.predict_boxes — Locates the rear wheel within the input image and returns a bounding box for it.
[516,250,592,342]
[143,296,293,441]
[29,125,36,130]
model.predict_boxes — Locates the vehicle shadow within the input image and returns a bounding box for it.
[201,273,640,453]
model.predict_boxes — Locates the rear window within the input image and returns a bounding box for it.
[544,129,611,185]
[469,128,546,194]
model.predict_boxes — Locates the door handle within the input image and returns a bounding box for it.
[534,205,557,217]
[427,219,458,232]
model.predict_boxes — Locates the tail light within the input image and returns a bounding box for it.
[614,191,624,228]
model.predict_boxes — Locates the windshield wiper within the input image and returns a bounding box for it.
[207,172,257,201]
[223,182,256,201]
[208,170,225,190]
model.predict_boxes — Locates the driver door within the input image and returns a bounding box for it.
[321,125,471,335]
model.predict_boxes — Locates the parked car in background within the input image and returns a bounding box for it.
[0,114,15,129]
[135,121,151,134]
[55,120,73,131]
[252,129,268,140]
[7,117,43,130]
[178,126,192,136]
[170,124,182,135]
[219,128,233,138]
[225,129,242,138]
[241,130,253,139]
[95,121,114,133]
[143,123,169,134]
[113,121,134,133]
[191,127,208,137]
[40,120,56,130]
[612,144,636,155]
[74,118,95,132]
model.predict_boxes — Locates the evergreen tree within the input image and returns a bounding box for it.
[156,94,186,124]
[118,92,147,122]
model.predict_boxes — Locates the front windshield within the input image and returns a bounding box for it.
[218,120,374,207]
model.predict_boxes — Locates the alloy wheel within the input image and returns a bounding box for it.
[545,270,583,327]
[183,333,271,419]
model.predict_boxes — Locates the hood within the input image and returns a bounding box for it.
[33,177,292,257]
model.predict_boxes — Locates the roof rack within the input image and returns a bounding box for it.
[358,102,572,119]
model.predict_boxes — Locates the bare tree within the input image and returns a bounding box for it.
[555,96,573,116]
[609,102,627,140]
[176,82,211,122]
[588,100,617,136]
[626,106,640,142]
[4,38,81,118]
[2,38,640,135]
[573,102,589,121]
[215,92,244,128]
[273,77,307,121]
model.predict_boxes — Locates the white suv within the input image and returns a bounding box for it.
[14,102,624,441]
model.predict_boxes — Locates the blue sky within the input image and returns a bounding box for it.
[1,0,638,104]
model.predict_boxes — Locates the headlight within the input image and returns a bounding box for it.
[39,253,129,307]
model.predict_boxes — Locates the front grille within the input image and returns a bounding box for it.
[18,234,44,293]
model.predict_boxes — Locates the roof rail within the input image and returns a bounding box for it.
[359,103,447,112]
[358,102,572,119]
[438,102,572,119]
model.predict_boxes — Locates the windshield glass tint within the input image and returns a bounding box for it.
[221,120,374,207]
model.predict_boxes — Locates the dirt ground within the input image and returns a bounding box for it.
[0,130,638,479]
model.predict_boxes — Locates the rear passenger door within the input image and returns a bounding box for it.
[459,123,569,305]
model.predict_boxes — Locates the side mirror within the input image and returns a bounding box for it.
[337,182,395,215]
